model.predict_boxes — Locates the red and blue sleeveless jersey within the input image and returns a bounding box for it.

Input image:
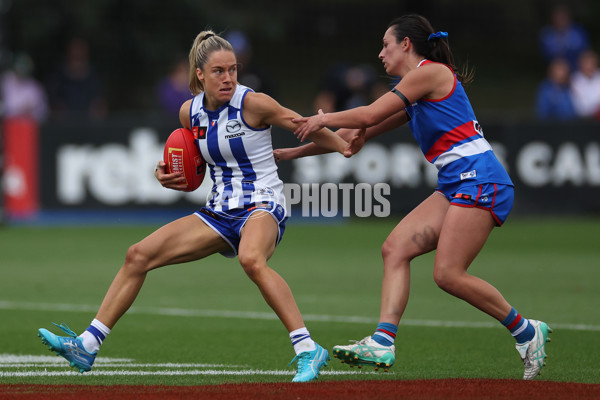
[405,60,513,191]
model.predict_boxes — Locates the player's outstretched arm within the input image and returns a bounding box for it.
[273,127,361,161]
[292,67,433,141]
[245,92,353,157]
[274,111,409,161]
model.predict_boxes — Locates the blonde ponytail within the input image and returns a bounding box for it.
[188,30,234,95]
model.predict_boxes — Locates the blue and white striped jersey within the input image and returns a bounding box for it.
[189,84,286,213]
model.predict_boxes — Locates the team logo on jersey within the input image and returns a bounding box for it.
[226,120,242,133]
[473,120,484,136]
[193,126,208,140]
[211,120,217,126]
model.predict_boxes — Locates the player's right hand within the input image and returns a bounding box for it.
[154,160,189,191]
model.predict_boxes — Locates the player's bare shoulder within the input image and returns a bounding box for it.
[244,91,279,113]
[420,62,454,83]
[179,99,194,129]
[242,91,280,128]
[404,62,454,100]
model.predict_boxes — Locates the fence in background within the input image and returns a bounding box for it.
[2,116,599,222]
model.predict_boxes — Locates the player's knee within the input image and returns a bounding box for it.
[381,239,393,260]
[123,243,150,274]
[238,251,266,279]
[381,238,411,267]
[433,267,460,294]
[382,238,400,261]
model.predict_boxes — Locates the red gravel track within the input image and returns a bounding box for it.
[2,379,600,400]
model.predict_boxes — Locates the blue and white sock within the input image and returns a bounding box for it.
[501,307,535,344]
[79,319,111,353]
[290,327,316,355]
[372,322,398,346]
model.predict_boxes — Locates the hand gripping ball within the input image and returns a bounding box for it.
[163,128,206,192]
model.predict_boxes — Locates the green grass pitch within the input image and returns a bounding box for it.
[0,216,599,385]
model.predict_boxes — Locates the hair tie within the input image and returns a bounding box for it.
[428,31,448,41]
[201,33,214,42]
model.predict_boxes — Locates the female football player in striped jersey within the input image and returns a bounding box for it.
[38,30,363,383]
[279,14,551,380]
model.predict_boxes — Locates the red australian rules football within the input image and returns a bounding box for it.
[163,128,206,192]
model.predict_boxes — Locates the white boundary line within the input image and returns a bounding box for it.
[0,354,374,378]
[0,355,241,368]
[1,300,599,332]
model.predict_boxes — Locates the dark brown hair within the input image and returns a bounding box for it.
[388,14,474,86]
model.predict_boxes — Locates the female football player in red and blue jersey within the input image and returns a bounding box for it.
[280,14,551,380]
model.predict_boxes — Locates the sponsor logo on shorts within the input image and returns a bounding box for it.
[256,187,274,196]
[460,170,477,180]
[274,204,285,219]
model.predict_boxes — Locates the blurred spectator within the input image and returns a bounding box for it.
[313,62,383,113]
[225,30,276,97]
[0,52,48,122]
[570,50,600,120]
[535,57,576,120]
[47,37,107,120]
[539,4,590,70]
[156,57,192,116]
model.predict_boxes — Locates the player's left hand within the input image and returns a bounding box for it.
[343,127,366,158]
[293,109,326,142]
[273,148,299,162]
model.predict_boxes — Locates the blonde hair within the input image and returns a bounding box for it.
[188,30,234,95]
